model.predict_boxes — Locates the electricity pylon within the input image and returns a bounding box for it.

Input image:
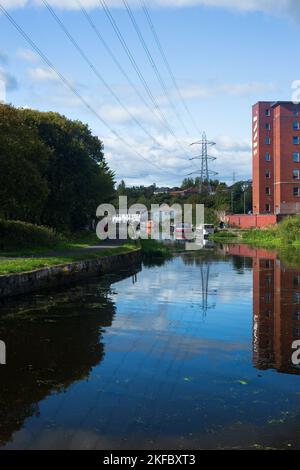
[187,132,218,194]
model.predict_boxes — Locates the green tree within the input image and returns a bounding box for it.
[181,177,194,189]
[0,104,50,223]
[22,109,115,231]
[117,180,127,196]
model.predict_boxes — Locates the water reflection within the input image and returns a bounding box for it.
[253,256,300,375]
[223,244,300,375]
[2,247,300,449]
[0,268,140,447]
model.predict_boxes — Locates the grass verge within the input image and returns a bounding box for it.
[0,244,138,275]
[211,230,238,242]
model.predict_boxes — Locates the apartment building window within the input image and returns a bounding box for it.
[294,276,300,287]
[294,121,300,131]
[294,327,300,338]
[265,136,271,145]
[293,311,300,321]
[266,152,271,161]
[294,136,300,145]
[294,152,300,163]
[294,187,300,197]
[266,187,271,196]
[293,169,300,180]
[265,109,271,117]
[266,123,271,130]
[266,204,271,213]
[266,274,272,287]
[265,293,272,303]
[266,170,271,178]
[293,293,300,305]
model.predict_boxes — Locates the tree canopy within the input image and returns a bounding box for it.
[0,104,50,223]
[0,104,115,231]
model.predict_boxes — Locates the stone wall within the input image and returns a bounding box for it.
[0,249,141,299]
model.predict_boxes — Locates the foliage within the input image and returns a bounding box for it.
[21,108,115,231]
[241,228,280,248]
[212,230,237,240]
[0,219,63,250]
[276,215,300,244]
[140,239,172,259]
[0,104,115,232]
[0,104,50,223]
[241,215,300,249]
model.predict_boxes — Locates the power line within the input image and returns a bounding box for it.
[41,0,169,153]
[122,0,190,138]
[140,0,202,136]
[98,0,189,156]
[77,0,184,157]
[0,2,185,178]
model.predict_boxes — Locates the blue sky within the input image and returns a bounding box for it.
[0,0,299,186]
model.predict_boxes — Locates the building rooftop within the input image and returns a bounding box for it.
[253,101,299,107]
[271,101,299,108]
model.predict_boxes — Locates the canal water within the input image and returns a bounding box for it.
[1,244,300,450]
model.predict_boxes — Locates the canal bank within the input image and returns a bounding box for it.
[0,248,141,299]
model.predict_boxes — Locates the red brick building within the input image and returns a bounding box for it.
[253,101,300,215]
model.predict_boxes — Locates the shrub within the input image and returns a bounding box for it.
[0,219,63,250]
[277,215,300,244]
[140,239,172,258]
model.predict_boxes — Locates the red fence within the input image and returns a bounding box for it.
[226,214,278,229]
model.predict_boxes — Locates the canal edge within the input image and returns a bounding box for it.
[0,248,142,299]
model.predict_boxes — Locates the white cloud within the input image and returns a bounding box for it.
[27,66,60,82]
[0,0,28,8]
[103,132,192,185]
[0,67,18,90]
[101,130,251,186]
[98,103,158,125]
[1,0,299,21]
[0,51,8,64]
[17,48,39,62]
[215,135,251,153]
[212,135,252,182]
[178,82,278,100]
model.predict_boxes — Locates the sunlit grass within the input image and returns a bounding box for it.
[0,244,138,275]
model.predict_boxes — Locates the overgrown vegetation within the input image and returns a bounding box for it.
[242,228,280,248]
[140,239,172,259]
[277,215,300,245]
[240,216,298,248]
[241,215,300,248]
[0,219,64,251]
